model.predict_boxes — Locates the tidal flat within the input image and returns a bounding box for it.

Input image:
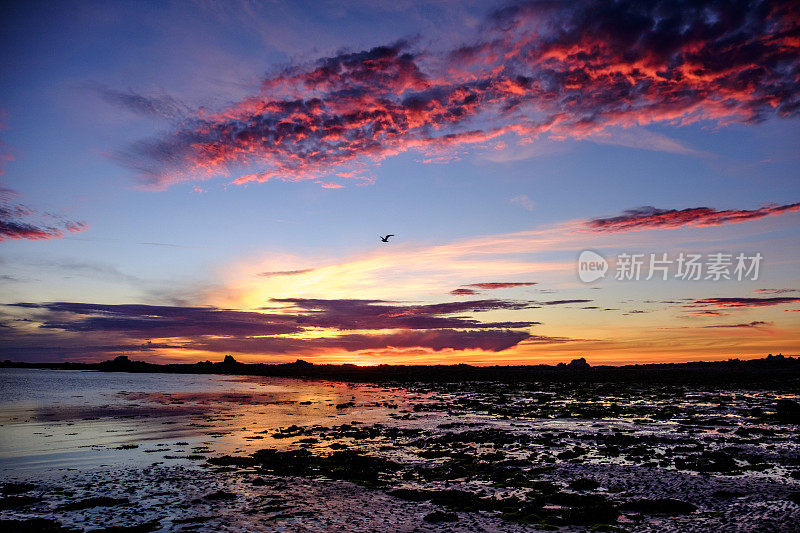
[1,368,798,532]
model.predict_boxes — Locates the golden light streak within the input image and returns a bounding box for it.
[126,216,800,365]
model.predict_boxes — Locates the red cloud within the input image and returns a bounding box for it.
[121,0,800,189]
[583,203,800,233]
[450,288,478,295]
[451,282,537,295]
[684,297,800,308]
[0,203,88,242]
[465,282,538,289]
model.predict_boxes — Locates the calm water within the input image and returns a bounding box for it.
[0,368,428,475]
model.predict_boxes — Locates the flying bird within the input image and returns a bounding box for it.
[380,234,394,242]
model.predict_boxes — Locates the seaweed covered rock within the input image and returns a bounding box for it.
[423,511,458,523]
[621,498,697,515]
[0,518,79,532]
[57,496,129,511]
[210,448,401,486]
[389,488,503,512]
[2,482,37,495]
[776,399,800,423]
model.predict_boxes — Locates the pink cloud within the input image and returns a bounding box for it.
[450,288,478,296]
[582,203,800,233]
[119,0,800,189]
[0,203,89,242]
[466,282,538,289]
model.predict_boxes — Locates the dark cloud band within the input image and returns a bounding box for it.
[3,297,542,360]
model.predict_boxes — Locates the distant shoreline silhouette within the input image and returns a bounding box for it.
[2,354,798,388]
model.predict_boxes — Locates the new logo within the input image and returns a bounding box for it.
[578,250,607,283]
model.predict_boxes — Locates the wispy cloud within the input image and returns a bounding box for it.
[684,297,800,309]
[0,202,88,242]
[539,299,592,306]
[703,321,770,328]
[451,281,537,295]
[90,83,189,120]
[754,288,798,294]
[587,127,711,156]
[258,268,316,277]
[582,202,800,233]
[686,310,729,317]
[468,282,537,289]
[510,194,535,211]
[0,118,89,242]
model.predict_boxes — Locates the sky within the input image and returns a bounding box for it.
[0,0,798,365]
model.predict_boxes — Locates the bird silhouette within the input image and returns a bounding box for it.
[380,234,394,242]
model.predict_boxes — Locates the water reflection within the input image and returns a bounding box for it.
[0,369,434,472]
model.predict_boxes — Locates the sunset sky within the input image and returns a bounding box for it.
[1,0,798,365]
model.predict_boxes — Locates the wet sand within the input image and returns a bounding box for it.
[1,369,799,531]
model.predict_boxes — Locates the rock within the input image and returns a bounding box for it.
[173,516,216,524]
[560,504,619,525]
[0,495,42,509]
[2,482,36,495]
[776,399,800,423]
[423,511,458,523]
[621,498,697,515]
[207,455,257,468]
[201,490,237,501]
[557,447,586,460]
[569,478,600,491]
[58,496,128,511]
[548,492,610,507]
[712,490,746,499]
[87,520,161,533]
[0,518,78,532]
[390,488,501,512]
[674,450,737,473]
